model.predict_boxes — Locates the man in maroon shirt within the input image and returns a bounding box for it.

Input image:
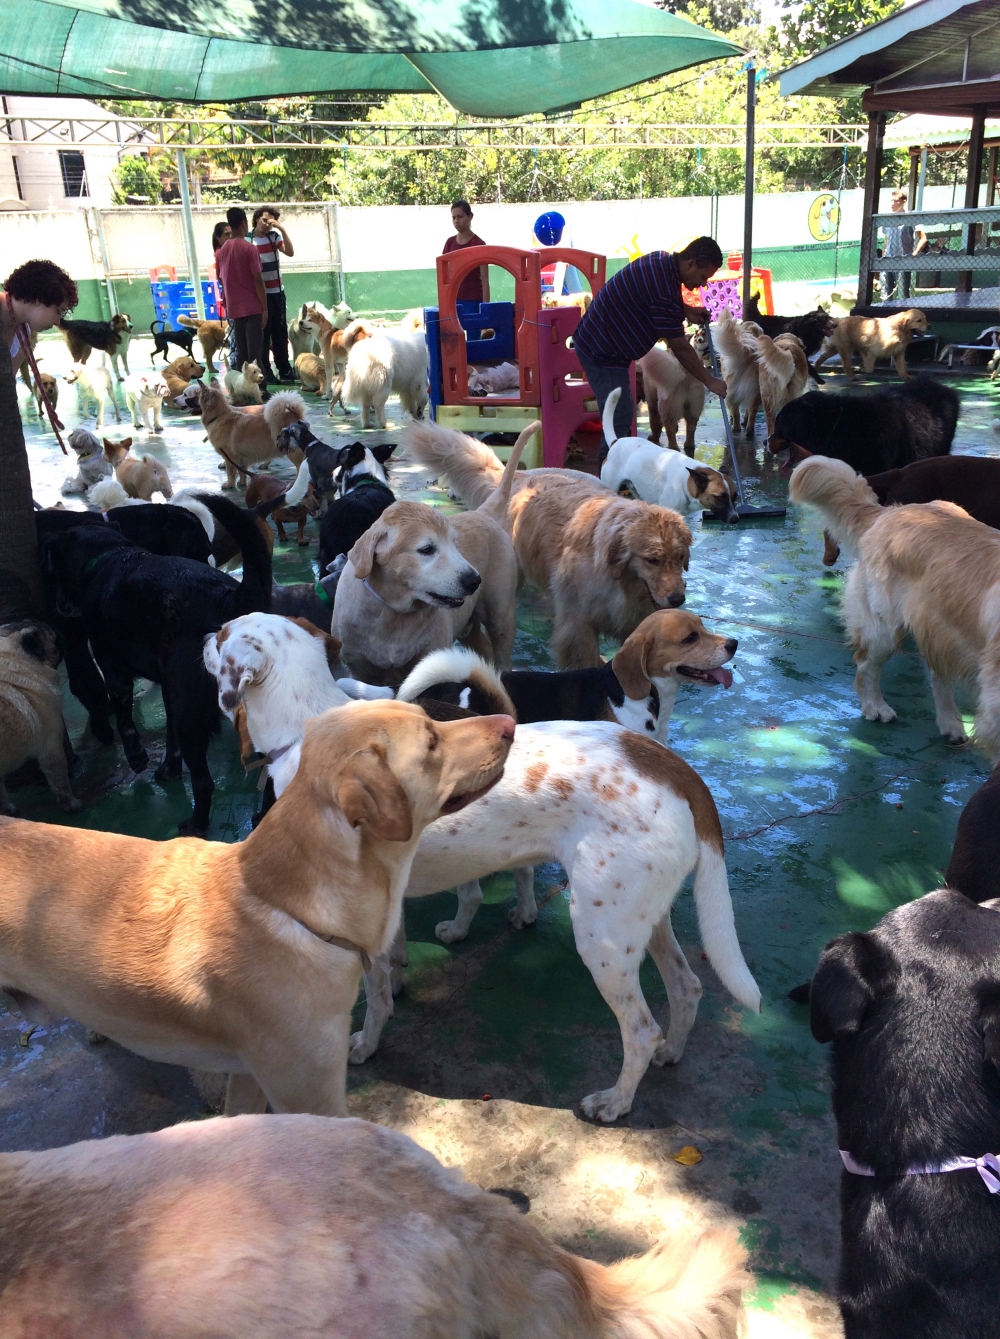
[215,206,268,374]
[442,200,491,305]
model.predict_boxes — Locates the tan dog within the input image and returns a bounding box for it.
[162,354,205,398]
[790,454,1000,756]
[198,385,306,488]
[102,436,173,500]
[0,621,81,816]
[302,306,371,405]
[814,308,929,380]
[715,307,763,439]
[177,314,227,371]
[755,331,811,436]
[23,366,58,419]
[0,700,513,1117]
[405,421,693,668]
[0,1116,749,1339]
[293,351,327,394]
[541,289,593,314]
[638,341,706,454]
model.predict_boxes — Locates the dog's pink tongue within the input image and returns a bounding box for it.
[709,667,733,689]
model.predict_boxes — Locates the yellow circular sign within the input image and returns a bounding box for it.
[808,193,840,241]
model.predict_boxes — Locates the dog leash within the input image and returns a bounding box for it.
[841,1148,1000,1193]
[9,293,67,453]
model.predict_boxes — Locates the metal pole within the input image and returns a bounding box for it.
[90,207,118,317]
[330,201,347,306]
[916,146,928,210]
[742,63,755,311]
[176,148,205,320]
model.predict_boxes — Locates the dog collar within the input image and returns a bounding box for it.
[363,578,392,607]
[244,740,295,771]
[292,918,372,973]
[82,550,116,576]
[841,1148,1000,1193]
[314,582,333,608]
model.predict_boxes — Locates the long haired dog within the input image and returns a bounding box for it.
[0,1116,749,1339]
[59,313,132,367]
[177,315,227,372]
[64,362,121,429]
[224,361,265,405]
[302,306,371,407]
[342,326,428,428]
[405,420,692,668]
[714,307,763,439]
[102,437,173,501]
[198,385,306,488]
[62,427,112,494]
[755,331,812,436]
[637,341,706,455]
[814,308,929,381]
[790,454,1000,756]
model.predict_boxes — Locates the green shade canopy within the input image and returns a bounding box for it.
[0,0,741,117]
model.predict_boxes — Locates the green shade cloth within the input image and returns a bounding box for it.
[0,0,741,116]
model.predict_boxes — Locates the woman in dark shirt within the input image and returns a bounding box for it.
[442,200,490,305]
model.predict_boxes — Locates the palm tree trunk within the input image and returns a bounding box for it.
[0,336,45,620]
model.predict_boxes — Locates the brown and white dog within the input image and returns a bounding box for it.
[791,453,1000,756]
[102,436,173,501]
[0,1115,750,1339]
[302,306,371,407]
[207,614,762,1122]
[755,331,812,437]
[813,308,929,381]
[198,385,306,488]
[245,472,321,546]
[405,420,693,669]
[0,700,513,1118]
[177,314,227,372]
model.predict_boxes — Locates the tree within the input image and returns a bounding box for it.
[111,153,163,204]
[781,0,902,58]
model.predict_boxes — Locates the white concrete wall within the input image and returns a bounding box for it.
[0,96,127,211]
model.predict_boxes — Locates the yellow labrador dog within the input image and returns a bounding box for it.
[0,1115,750,1339]
[0,701,513,1117]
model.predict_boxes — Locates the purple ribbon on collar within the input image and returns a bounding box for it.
[841,1148,1000,1194]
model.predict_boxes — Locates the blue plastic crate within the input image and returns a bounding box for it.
[424,300,516,417]
[150,279,220,327]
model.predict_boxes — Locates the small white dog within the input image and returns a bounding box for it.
[600,388,739,523]
[123,372,168,432]
[224,361,265,406]
[62,427,113,494]
[64,363,121,429]
[342,327,428,428]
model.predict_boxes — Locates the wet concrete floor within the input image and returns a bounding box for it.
[4,331,1000,1335]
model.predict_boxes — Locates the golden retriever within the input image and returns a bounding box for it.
[714,307,763,439]
[293,351,327,394]
[198,385,306,488]
[0,1115,750,1339]
[790,453,1000,756]
[755,332,811,436]
[814,308,928,381]
[162,355,205,399]
[177,315,227,372]
[0,620,80,815]
[0,700,513,1117]
[102,436,172,500]
[405,422,693,668]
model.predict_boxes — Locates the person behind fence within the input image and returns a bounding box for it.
[251,206,295,386]
[215,207,267,376]
[442,200,490,305]
[880,188,927,302]
[572,236,727,463]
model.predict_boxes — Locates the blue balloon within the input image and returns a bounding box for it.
[533,211,566,247]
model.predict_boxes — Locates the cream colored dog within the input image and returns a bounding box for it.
[0,620,81,816]
[64,361,121,429]
[162,354,205,399]
[755,331,812,436]
[814,308,929,380]
[198,385,306,488]
[224,360,265,405]
[102,436,173,500]
[714,307,763,438]
[123,370,168,432]
[0,700,513,1118]
[0,1115,750,1339]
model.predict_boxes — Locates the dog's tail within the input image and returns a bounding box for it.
[396,647,517,718]
[263,391,307,439]
[477,421,538,533]
[789,455,881,551]
[191,493,272,613]
[692,839,762,1013]
[601,387,624,449]
[171,488,216,543]
[283,459,312,508]
[561,1225,749,1339]
[754,332,795,384]
[402,419,505,509]
[177,315,198,330]
[714,307,756,366]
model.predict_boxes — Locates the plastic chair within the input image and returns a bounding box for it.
[537,306,635,469]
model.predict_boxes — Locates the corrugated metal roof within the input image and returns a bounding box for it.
[883,111,1000,144]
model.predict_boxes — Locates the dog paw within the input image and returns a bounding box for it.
[348,1031,376,1064]
[652,1038,685,1067]
[862,704,896,724]
[86,1029,108,1045]
[434,919,468,944]
[508,905,537,930]
[941,729,967,745]
[580,1088,630,1123]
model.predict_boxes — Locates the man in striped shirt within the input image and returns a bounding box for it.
[251,206,295,385]
[574,236,727,461]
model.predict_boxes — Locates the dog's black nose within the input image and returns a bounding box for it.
[666,591,686,608]
[725,638,738,655]
[460,569,482,595]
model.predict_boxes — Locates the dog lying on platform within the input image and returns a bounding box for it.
[0,701,513,1117]
[0,1115,749,1339]
[0,620,81,816]
[209,613,762,1122]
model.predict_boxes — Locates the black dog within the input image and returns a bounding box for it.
[39,495,271,836]
[867,456,1000,529]
[810,890,1000,1338]
[769,375,959,474]
[946,768,1000,904]
[316,442,396,575]
[150,319,196,362]
[743,293,837,358]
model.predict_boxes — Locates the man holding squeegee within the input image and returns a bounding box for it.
[574,236,727,464]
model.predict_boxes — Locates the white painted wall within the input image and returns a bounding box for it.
[0,96,132,211]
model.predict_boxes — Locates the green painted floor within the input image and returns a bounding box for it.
[5,334,1000,1333]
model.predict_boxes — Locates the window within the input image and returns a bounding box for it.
[11,155,23,201]
[58,150,88,197]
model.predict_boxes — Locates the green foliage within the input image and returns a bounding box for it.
[780,0,903,57]
[111,153,163,204]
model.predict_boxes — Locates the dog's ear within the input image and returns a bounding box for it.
[612,631,653,700]
[686,468,713,498]
[232,704,258,767]
[18,625,50,664]
[335,745,413,841]
[810,932,894,1044]
[371,443,396,464]
[349,522,388,580]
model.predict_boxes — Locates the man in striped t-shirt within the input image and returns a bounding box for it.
[574,236,727,461]
[251,206,295,385]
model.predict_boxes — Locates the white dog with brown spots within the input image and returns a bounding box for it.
[205,613,762,1123]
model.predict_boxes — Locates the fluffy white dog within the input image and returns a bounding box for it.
[123,372,168,432]
[342,327,428,428]
[64,363,121,429]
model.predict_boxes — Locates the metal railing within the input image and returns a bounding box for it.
[862,205,1000,308]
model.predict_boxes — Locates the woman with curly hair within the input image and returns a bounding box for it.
[1,259,78,373]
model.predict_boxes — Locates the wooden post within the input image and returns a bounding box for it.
[958,106,986,293]
[986,144,998,207]
[858,112,886,307]
[907,151,919,210]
